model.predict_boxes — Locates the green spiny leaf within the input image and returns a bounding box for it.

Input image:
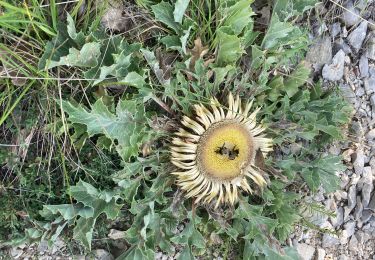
[152,2,181,33]
[66,13,85,45]
[222,0,254,35]
[216,29,243,66]
[173,0,190,24]
[46,42,101,69]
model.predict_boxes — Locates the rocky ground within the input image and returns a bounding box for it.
[3,1,375,260]
[292,1,375,260]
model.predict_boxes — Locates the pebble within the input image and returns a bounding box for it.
[353,149,365,175]
[348,235,359,252]
[360,209,373,224]
[10,248,23,259]
[295,243,315,260]
[37,241,48,253]
[355,85,365,97]
[333,38,352,54]
[340,84,356,106]
[332,206,344,227]
[316,248,326,260]
[365,129,375,140]
[348,186,357,209]
[339,255,350,260]
[108,229,126,240]
[322,50,345,81]
[347,21,368,51]
[344,220,356,238]
[334,190,348,201]
[361,167,373,208]
[366,33,375,60]
[359,55,369,78]
[330,22,341,38]
[92,249,114,260]
[354,196,363,220]
[341,174,350,189]
[341,1,361,27]
[364,76,375,95]
[306,36,332,71]
[368,192,375,210]
[369,19,375,31]
[322,233,340,248]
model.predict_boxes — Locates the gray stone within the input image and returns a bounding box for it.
[10,248,23,258]
[92,249,114,260]
[316,248,326,260]
[370,64,375,77]
[306,37,332,72]
[348,185,357,211]
[155,252,163,260]
[108,229,125,240]
[334,190,348,201]
[340,84,356,106]
[364,77,375,95]
[322,50,345,81]
[37,240,48,253]
[295,243,315,260]
[354,196,364,220]
[339,255,350,260]
[362,167,373,207]
[341,1,361,27]
[331,206,344,227]
[366,33,375,60]
[348,235,359,252]
[333,38,352,54]
[314,190,325,202]
[344,220,356,238]
[331,22,341,38]
[359,55,369,78]
[366,129,375,140]
[322,233,340,248]
[368,192,375,210]
[353,149,365,175]
[341,174,350,189]
[348,21,368,51]
[361,209,373,223]
[369,19,375,31]
[355,86,365,97]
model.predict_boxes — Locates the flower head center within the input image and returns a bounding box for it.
[197,121,255,180]
[215,142,239,160]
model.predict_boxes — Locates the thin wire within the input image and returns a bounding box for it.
[0,75,117,81]
[39,0,80,8]
[329,0,375,27]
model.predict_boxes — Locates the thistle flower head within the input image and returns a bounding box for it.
[170,93,272,208]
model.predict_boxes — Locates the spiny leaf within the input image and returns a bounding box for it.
[119,71,146,88]
[152,2,181,33]
[284,61,311,97]
[73,217,95,250]
[216,29,243,66]
[93,52,132,85]
[61,98,150,161]
[66,13,85,45]
[222,0,255,35]
[46,42,101,69]
[174,0,190,24]
[261,14,294,49]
